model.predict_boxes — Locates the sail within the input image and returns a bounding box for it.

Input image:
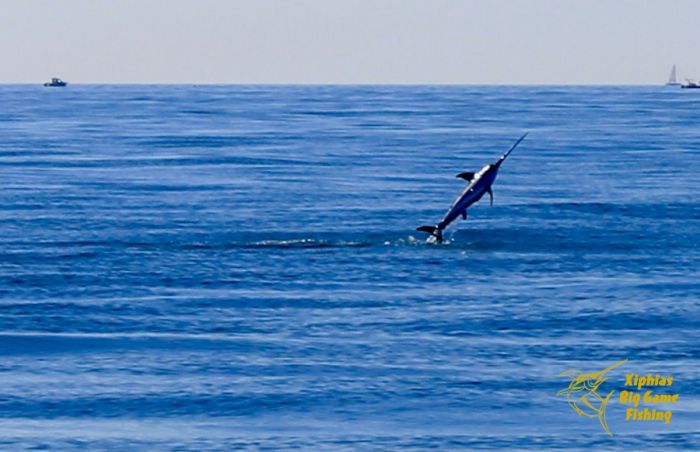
[668,65,678,84]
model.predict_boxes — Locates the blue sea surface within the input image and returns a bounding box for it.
[0,85,698,450]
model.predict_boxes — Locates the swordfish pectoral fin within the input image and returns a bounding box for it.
[461,210,467,220]
[456,172,475,181]
[487,187,493,206]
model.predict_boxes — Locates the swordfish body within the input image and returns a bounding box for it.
[417,133,527,243]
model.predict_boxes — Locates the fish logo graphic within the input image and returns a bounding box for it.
[557,359,627,436]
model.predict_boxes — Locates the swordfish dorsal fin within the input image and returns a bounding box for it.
[456,171,475,181]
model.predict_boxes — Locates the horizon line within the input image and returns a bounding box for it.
[0,82,676,87]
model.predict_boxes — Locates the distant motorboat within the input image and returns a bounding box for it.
[681,79,700,89]
[666,65,681,86]
[44,77,67,87]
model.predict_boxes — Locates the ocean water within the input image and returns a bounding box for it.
[0,85,698,450]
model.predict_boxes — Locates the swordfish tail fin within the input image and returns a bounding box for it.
[417,225,443,243]
[495,132,528,168]
[598,390,615,436]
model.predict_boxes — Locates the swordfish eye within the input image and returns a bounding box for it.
[581,377,602,390]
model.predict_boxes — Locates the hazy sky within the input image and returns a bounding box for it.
[1,0,698,84]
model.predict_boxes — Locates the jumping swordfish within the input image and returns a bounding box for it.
[417,133,528,243]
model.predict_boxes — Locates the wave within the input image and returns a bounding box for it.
[2,221,697,255]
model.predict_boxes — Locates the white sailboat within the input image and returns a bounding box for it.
[666,65,681,86]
